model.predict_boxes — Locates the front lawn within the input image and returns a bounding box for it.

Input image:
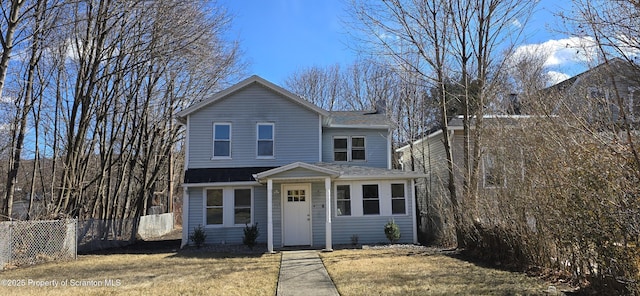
[0,250,281,296]
[321,247,558,295]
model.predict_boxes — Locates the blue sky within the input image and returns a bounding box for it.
[220,0,590,85]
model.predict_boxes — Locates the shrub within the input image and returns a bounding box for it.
[243,223,260,250]
[350,234,359,246]
[384,219,401,243]
[189,224,207,248]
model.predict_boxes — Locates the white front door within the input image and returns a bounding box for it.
[282,184,312,246]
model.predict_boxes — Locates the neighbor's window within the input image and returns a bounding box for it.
[213,123,231,158]
[333,137,348,161]
[257,123,274,158]
[336,185,351,216]
[483,153,504,188]
[351,137,366,161]
[362,184,380,215]
[206,189,223,225]
[391,183,406,214]
[234,189,252,225]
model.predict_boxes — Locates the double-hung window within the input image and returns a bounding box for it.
[213,123,231,158]
[391,183,406,214]
[257,123,274,158]
[206,189,223,225]
[336,185,351,216]
[333,137,348,161]
[333,136,365,162]
[483,153,504,188]
[234,189,252,225]
[351,137,366,160]
[362,184,380,215]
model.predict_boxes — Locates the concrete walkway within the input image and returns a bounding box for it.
[277,250,340,296]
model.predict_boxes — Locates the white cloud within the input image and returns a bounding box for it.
[546,71,571,85]
[511,19,522,29]
[513,36,599,67]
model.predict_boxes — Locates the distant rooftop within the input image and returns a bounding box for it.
[327,110,389,128]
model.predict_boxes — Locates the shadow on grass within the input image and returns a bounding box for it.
[84,237,281,261]
[443,249,611,295]
[82,239,182,255]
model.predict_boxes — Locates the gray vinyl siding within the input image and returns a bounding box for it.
[268,168,331,179]
[332,216,413,244]
[186,185,268,245]
[332,180,414,245]
[322,127,389,168]
[188,83,321,168]
[311,182,327,247]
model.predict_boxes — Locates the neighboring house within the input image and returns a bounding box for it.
[176,75,424,251]
[395,59,640,244]
[542,57,640,125]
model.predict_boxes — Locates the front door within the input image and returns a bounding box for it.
[282,184,312,246]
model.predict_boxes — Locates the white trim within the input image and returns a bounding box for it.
[396,129,443,153]
[411,179,418,244]
[387,129,392,169]
[324,177,333,251]
[267,179,274,253]
[390,182,407,215]
[202,186,255,227]
[181,187,189,248]
[256,122,275,159]
[332,135,367,162]
[254,162,340,180]
[184,116,190,171]
[318,115,323,162]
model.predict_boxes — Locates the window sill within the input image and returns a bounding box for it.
[211,157,232,160]
[205,224,249,228]
[256,156,275,160]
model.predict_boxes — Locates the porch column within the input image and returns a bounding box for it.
[181,187,189,248]
[267,179,274,253]
[324,177,333,251]
[411,179,418,244]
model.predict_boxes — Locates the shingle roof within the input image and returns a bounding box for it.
[184,167,277,183]
[312,163,424,179]
[327,111,390,128]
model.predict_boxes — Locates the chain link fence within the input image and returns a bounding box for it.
[0,219,77,270]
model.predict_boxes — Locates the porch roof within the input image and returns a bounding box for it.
[253,162,425,183]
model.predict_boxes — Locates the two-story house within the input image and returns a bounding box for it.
[177,75,424,252]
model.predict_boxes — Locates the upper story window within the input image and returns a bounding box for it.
[334,137,348,161]
[351,137,366,160]
[257,123,274,158]
[333,136,366,162]
[213,123,231,158]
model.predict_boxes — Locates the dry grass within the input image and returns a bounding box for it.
[0,251,281,296]
[321,248,555,296]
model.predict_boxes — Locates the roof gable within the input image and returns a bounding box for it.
[176,75,329,120]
